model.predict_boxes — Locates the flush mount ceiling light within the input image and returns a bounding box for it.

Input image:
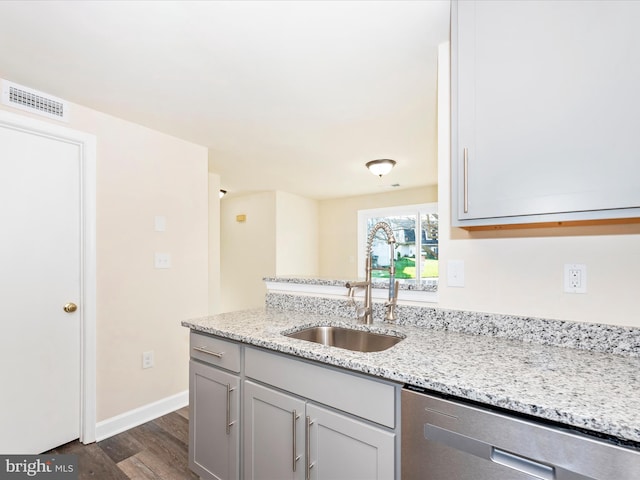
[219,189,227,198]
[366,159,396,177]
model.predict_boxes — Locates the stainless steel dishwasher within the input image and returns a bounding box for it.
[402,386,640,479]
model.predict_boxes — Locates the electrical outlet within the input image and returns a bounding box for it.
[142,351,154,369]
[154,253,171,269]
[564,264,587,294]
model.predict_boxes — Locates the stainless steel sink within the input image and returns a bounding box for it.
[284,326,403,352]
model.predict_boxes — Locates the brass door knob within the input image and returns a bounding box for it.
[63,303,78,313]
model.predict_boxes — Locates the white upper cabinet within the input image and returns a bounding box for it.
[452,0,640,226]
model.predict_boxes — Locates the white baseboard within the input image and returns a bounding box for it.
[95,390,189,442]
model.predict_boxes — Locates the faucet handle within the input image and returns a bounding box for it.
[384,301,398,323]
[346,280,369,292]
[356,306,368,322]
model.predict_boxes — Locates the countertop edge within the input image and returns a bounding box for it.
[182,310,640,446]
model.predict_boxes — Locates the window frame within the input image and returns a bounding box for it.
[357,202,438,284]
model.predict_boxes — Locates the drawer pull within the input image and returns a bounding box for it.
[193,346,224,358]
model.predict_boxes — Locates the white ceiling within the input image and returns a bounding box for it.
[0,0,450,200]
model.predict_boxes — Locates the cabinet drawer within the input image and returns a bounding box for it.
[190,332,241,373]
[245,347,396,428]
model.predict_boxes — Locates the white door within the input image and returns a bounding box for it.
[0,123,82,453]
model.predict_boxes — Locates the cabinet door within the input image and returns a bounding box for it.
[189,360,240,480]
[307,404,395,480]
[453,0,640,225]
[244,381,306,480]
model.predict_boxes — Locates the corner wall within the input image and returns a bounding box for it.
[219,191,320,312]
[220,191,277,312]
[275,191,319,277]
[1,92,209,422]
[208,172,222,314]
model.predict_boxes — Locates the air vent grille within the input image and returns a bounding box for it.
[1,80,69,122]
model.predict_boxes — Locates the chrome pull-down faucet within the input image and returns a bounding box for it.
[346,221,399,324]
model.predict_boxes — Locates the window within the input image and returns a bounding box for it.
[357,203,438,285]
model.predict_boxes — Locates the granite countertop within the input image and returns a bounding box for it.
[182,307,640,446]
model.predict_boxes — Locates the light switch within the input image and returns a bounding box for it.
[447,260,465,287]
[154,215,166,232]
[154,253,171,269]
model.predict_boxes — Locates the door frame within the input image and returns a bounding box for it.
[0,109,97,444]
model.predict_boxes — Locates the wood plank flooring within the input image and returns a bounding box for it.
[46,407,198,480]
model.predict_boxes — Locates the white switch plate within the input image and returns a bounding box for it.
[142,351,154,369]
[154,215,166,232]
[154,253,171,269]
[447,260,465,287]
[564,263,587,293]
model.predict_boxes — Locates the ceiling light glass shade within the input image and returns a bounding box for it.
[219,189,227,198]
[366,159,396,177]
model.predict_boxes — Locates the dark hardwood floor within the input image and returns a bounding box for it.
[46,407,198,479]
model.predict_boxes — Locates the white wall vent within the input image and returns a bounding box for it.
[1,80,70,122]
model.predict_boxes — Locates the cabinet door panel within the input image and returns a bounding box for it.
[244,381,306,480]
[245,347,396,428]
[307,404,395,480]
[454,0,640,224]
[189,360,239,480]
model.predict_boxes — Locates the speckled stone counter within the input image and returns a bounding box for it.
[266,292,640,357]
[183,307,640,446]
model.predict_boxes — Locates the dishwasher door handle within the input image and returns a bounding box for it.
[491,447,555,480]
[425,424,555,480]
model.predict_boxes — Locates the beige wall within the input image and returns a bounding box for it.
[220,191,277,312]
[435,42,640,328]
[219,190,320,311]
[318,186,438,279]
[275,191,319,276]
[1,95,209,422]
[208,172,222,314]
[439,224,640,327]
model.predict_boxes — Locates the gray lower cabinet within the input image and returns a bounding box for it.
[189,332,398,479]
[243,381,305,480]
[189,333,241,480]
[244,348,397,480]
[307,402,395,480]
[244,381,395,480]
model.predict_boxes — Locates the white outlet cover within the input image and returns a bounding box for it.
[142,351,154,369]
[564,263,587,294]
[154,253,171,269]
